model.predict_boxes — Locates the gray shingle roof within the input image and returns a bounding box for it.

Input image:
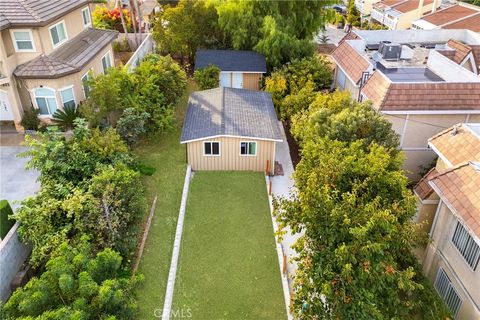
[181,87,282,143]
[0,0,90,31]
[194,50,267,72]
[14,28,118,79]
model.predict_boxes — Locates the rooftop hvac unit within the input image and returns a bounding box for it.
[379,41,402,60]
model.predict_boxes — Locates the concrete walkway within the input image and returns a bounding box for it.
[0,146,39,210]
[270,122,303,295]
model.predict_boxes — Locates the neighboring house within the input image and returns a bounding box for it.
[370,0,441,29]
[331,29,480,180]
[413,123,480,319]
[180,87,282,175]
[194,50,267,90]
[0,0,118,131]
[412,2,480,33]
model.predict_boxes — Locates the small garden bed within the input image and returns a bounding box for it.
[172,171,287,320]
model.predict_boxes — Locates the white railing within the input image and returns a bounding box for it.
[126,33,155,72]
[355,0,364,13]
[383,16,397,29]
[371,8,384,23]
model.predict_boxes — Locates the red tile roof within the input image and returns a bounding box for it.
[332,41,370,85]
[429,123,480,167]
[446,39,472,64]
[362,80,480,112]
[394,0,434,13]
[414,167,439,200]
[429,162,480,237]
[443,12,480,32]
[422,4,480,26]
[338,31,359,45]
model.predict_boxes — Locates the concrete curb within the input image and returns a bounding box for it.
[162,165,192,320]
[265,175,293,320]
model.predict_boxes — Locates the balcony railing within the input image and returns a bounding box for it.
[371,8,384,23]
[383,16,397,29]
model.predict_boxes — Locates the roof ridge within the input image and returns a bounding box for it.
[17,0,41,22]
[428,123,462,142]
[430,161,471,181]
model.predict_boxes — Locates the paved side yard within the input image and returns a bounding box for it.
[0,147,39,210]
[173,171,287,320]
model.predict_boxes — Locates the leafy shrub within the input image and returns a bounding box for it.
[20,108,40,131]
[116,108,149,147]
[52,105,82,130]
[2,238,142,320]
[92,6,132,32]
[194,64,221,89]
[135,163,156,176]
[112,38,131,53]
[0,200,15,239]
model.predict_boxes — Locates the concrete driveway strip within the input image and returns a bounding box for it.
[0,147,40,211]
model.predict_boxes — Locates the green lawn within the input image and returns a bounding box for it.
[134,81,197,319]
[173,171,287,320]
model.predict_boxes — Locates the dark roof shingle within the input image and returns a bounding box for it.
[14,28,118,79]
[0,0,90,31]
[194,50,267,72]
[181,87,282,143]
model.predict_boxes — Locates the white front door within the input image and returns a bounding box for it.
[220,72,231,87]
[232,72,243,89]
[0,90,14,121]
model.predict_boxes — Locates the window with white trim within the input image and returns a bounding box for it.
[337,68,347,90]
[204,142,220,156]
[101,52,112,74]
[434,268,462,317]
[59,87,76,108]
[240,141,257,156]
[11,30,35,52]
[34,88,58,115]
[81,72,92,99]
[81,7,92,27]
[49,21,67,47]
[452,221,480,270]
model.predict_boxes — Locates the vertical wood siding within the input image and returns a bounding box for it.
[186,137,275,174]
[242,73,262,90]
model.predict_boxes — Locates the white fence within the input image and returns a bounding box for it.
[126,33,155,72]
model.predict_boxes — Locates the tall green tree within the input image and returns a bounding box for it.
[2,238,141,320]
[153,0,225,68]
[274,139,451,319]
[291,90,400,155]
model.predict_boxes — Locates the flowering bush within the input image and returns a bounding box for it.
[93,6,132,32]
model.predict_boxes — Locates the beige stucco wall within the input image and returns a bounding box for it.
[422,201,480,319]
[242,73,262,90]
[186,136,276,175]
[395,3,435,30]
[334,67,360,99]
[383,113,476,181]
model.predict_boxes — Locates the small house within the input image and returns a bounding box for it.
[194,49,267,90]
[180,87,282,175]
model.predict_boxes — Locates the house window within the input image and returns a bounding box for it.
[204,141,220,156]
[452,221,480,270]
[337,68,347,90]
[59,87,76,108]
[240,141,257,156]
[81,71,92,99]
[49,21,67,47]
[34,88,58,115]
[81,7,92,27]
[434,268,462,317]
[101,52,112,74]
[11,30,35,52]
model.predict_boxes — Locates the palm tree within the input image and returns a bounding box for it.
[52,105,82,131]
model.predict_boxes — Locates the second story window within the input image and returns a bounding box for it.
[101,52,112,74]
[11,30,35,52]
[81,7,92,27]
[452,221,480,270]
[49,21,67,47]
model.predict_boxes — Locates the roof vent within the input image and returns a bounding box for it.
[450,125,459,136]
[379,42,402,61]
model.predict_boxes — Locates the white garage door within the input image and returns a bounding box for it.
[220,72,231,87]
[232,73,243,89]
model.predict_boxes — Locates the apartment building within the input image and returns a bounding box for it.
[413,123,480,319]
[412,2,480,33]
[370,0,441,29]
[331,29,480,180]
[0,0,118,131]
